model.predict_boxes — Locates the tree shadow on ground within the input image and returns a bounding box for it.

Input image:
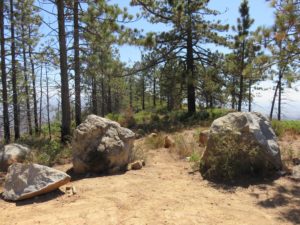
[206,174,300,224]
[256,182,300,224]
[205,174,281,193]
[0,189,65,206]
[66,167,126,182]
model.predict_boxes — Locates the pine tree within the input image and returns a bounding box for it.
[131,0,228,114]
[232,0,255,112]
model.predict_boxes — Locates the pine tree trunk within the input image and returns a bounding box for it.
[28,28,39,135]
[0,0,10,143]
[186,6,196,114]
[153,76,156,107]
[270,81,279,120]
[142,74,145,110]
[186,0,196,114]
[56,0,71,143]
[39,65,43,130]
[278,72,282,121]
[238,41,246,112]
[107,76,112,114]
[231,78,236,109]
[92,76,98,115]
[21,24,33,135]
[129,76,133,109]
[46,66,51,140]
[101,78,105,117]
[74,0,81,126]
[248,79,252,112]
[10,0,20,140]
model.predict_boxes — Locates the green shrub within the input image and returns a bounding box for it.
[106,113,122,123]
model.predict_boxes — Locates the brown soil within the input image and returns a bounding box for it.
[0,134,299,225]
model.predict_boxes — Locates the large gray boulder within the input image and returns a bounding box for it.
[0,144,31,172]
[200,112,282,180]
[3,163,70,201]
[72,115,136,174]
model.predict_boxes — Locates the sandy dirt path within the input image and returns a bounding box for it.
[0,147,299,225]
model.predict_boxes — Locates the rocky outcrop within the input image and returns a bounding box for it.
[200,112,282,180]
[72,115,136,174]
[0,144,31,172]
[3,163,70,201]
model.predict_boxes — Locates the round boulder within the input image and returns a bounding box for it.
[200,112,282,181]
[72,115,136,174]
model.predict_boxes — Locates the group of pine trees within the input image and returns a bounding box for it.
[0,0,299,143]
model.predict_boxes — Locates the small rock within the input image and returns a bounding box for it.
[65,185,77,196]
[164,136,175,148]
[127,160,144,170]
[291,165,300,181]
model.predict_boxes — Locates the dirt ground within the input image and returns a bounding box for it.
[0,134,299,225]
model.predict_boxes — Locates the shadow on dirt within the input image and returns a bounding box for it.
[256,183,300,224]
[205,173,281,193]
[0,189,65,206]
[66,167,126,182]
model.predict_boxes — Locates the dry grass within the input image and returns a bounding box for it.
[144,133,165,149]
[170,130,205,171]
[129,145,147,164]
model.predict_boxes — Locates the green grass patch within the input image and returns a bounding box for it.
[271,120,300,137]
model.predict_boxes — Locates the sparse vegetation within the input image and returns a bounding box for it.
[144,133,165,150]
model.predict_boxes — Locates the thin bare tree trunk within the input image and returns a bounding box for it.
[28,27,39,135]
[39,65,43,130]
[45,65,51,140]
